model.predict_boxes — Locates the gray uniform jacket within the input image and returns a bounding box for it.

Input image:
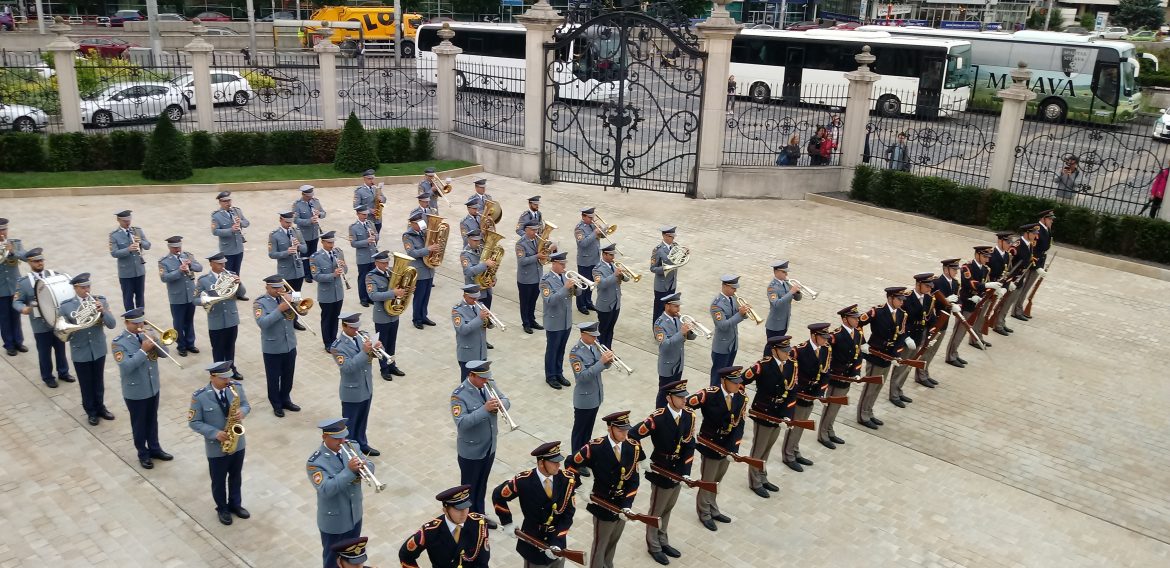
[306,442,369,534]
[470,192,492,213]
[460,214,481,248]
[331,333,373,403]
[293,198,326,241]
[254,294,297,354]
[349,221,378,265]
[417,178,442,210]
[211,208,249,256]
[461,247,489,289]
[710,294,745,355]
[450,379,510,459]
[650,242,677,293]
[196,272,245,330]
[654,312,690,377]
[13,271,62,334]
[108,227,151,278]
[353,183,385,213]
[569,340,609,410]
[159,253,202,305]
[515,238,541,285]
[111,330,166,400]
[188,382,251,458]
[540,271,573,331]
[515,209,543,237]
[366,269,400,324]
[592,261,621,312]
[59,294,116,362]
[311,249,347,304]
[268,227,307,280]
[765,278,801,331]
[574,222,600,266]
[451,301,487,363]
[0,238,26,297]
[402,229,435,279]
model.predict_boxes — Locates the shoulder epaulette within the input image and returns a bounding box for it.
[192,385,209,396]
[452,384,465,395]
[702,386,720,393]
[649,408,665,417]
[515,469,534,479]
[308,450,322,462]
[422,518,443,531]
[588,436,606,445]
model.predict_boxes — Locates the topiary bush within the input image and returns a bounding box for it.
[334,112,379,173]
[109,130,147,170]
[189,131,216,168]
[141,113,192,181]
[412,127,435,161]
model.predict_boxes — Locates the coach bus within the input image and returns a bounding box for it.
[729,29,974,118]
[857,26,1141,123]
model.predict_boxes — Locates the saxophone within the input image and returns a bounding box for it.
[474,230,505,289]
[423,214,449,268]
[221,385,245,455]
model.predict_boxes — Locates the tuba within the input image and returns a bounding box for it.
[385,252,419,316]
[484,199,503,225]
[200,271,239,311]
[536,221,557,265]
[54,295,103,341]
[423,214,449,268]
[220,385,245,454]
[474,230,505,289]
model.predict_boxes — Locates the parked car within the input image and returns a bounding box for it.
[261,11,297,21]
[831,22,861,30]
[80,82,186,128]
[107,9,144,27]
[1063,26,1090,36]
[786,20,822,31]
[156,13,187,21]
[1123,29,1157,42]
[204,27,240,36]
[171,69,252,108]
[1152,108,1170,141]
[0,102,49,132]
[76,37,134,58]
[1094,26,1128,40]
[192,11,232,22]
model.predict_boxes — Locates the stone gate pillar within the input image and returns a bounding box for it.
[693,0,742,199]
[988,63,1038,192]
[516,1,563,183]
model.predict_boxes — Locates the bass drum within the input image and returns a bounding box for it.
[35,274,75,324]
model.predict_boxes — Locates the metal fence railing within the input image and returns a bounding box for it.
[723,83,848,167]
[338,56,436,131]
[208,51,323,132]
[0,50,60,132]
[75,51,195,133]
[453,61,524,146]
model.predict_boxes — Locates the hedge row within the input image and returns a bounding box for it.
[0,127,435,173]
[851,165,1170,265]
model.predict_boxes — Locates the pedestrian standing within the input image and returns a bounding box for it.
[1053,157,1079,204]
[1148,165,1167,219]
[726,75,736,112]
[885,132,911,172]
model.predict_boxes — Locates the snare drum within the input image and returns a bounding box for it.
[35,274,76,324]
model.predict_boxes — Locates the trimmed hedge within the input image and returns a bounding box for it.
[851,165,1170,265]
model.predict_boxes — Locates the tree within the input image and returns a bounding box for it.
[141,114,192,181]
[333,112,380,173]
[1115,0,1165,31]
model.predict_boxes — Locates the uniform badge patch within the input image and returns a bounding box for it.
[406,535,419,552]
[254,308,263,319]
[461,257,470,267]
[187,408,195,421]
[542,286,551,298]
[113,350,124,362]
[500,485,512,498]
[452,404,462,417]
[453,316,462,326]
[366,283,375,293]
[311,470,323,485]
[335,355,346,366]
[572,361,583,373]
[713,311,723,321]
[655,332,664,342]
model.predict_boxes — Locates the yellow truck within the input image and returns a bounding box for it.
[307,6,424,57]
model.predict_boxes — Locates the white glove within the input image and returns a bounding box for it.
[985,282,1003,290]
[853,374,862,381]
[970,295,983,304]
[1037,268,1048,277]
[622,507,635,517]
[500,522,513,532]
[1008,282,1017,292]
[860,344,870,354]
[681,475,694,483]
[951,304,962,315]
[545,547,560,560]
[945,294,959,304]
[904,337,917,351]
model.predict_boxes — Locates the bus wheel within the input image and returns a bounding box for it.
[340,40,358,59]
[749,82,770,104]
[400,41,415,58]
[455,71,467,90]
[877,95,901,118]
[1038,99,1066,123]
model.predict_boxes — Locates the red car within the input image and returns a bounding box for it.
[192,11,232,22]
[76,37,134,58]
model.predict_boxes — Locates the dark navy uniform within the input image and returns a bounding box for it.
[400,485,491,568]
[629,386,695,560]
[742,336,797,493]
[820,308,862,446]
[568,411,643,568]
[893,276,937,393]
[783,331,830,467]
[857,291,909,425]
[492,442,578,567]
[687,372,747,528]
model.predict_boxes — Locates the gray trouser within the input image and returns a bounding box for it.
[971,299,992,342]
[526,559,566,568]
[857,362,892,422]
[748,421,782,488]
[992,289,1014,330]
[645,483,681,554]
[590,517,626,568]
[889,330,927,397]
[945,312,971,362]
[816,385,849,442]
[1012,271,1040,316]
[696,454,730,521]
[921,322,949,378]
[782,403,814,461]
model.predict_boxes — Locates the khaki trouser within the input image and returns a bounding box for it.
[747,421,781,488]
[890,330,927,397]
[856,362,892,422]
[816,385,849,442]
[1012,271,1040,317]
[645,483,681,554]
[782,403,814,461]
[590,517,626,568]
[696,454,730,521]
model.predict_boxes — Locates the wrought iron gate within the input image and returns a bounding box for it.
[541,5,707,196]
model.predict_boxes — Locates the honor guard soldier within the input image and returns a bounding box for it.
[197,253,246,379]
[59,273,117,425]
[891,274,936,397]
[332,312,380,455]
[1009,223,1042,322]
[946,253,984,368]
[515,195,543,237]
[0,218,28,356]
[452,284,490,381]
[459,196,482,248]
[988,231,1018,336]
[410,191,439,226]
[188,360,251,526]
[450,360,510,527]
[653,292,693,408]
[516,221,546,334]
[109,210,151,310]
[820,306,863,449]
[350,206,378,307]
[308,418,370,568]
[461,231,496,350]
[159,236,202,356]
[742,335,797,497]
[784,324,831,470]
[569,321,615,477]
[211,191,249,276]
[112,308,173,469]
[629,381,696,564]
[418,167,445,212]
[493,441,579,568]
[312,232,347,350]
[400,485,491,568]
[13,248,73,387]
[688,366,747,531]
[763,260,802,354]
[963,246,1000,350]
[269,210,309,292]
[930,259,962,372]
[856,287,911,429]
[403,211,438,329]
[568,410,644,568]
[649,226,679,324]
[541,251,575,389]
[332,536,372,568]
[294,185,326,283]
[366,251,407,378]
[592,243,623,349]
[709,274,750,387]
[255,275,301,417]
[573,207,601,315]
[354,169,386,233]
[1015,210,1055,319]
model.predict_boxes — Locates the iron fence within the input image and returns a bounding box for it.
[338,57,436,131]
[0,50,59,132]
[723,83,848,167]
[208,51,323,132]
[74,51,195,133]
[454,61,524,146]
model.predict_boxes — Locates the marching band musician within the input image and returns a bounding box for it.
[410,191,438,230]
[399,485,491,568]
[688,366,747,531]
[653,292,693,408]
[269,211,309,293]
[452,284,490,381]
[784,324,832,470]
[350,206,378,308]
[461,231,495,349]
[517,221,546,334]
[331,312,380,456]
[1009,223,1042,322]
[1014,210,1055,320]
[112,307,173,469]
[629,380,696,565]
[470,178,492,212]
[709,274,750,387]
[493,441,578,568]
[188,360,251,526]
[763,261,801,355]
[59,273,116,425]
[515,195,543,237]
[418,167,444,212]
[856,287,911,429]
[963,246,1000,351]
[819,306,863,449]
[568,410,645,568]
[367,251,407,379]
[211,191,249,276]
[541,251,575,390]
[354,169,386,233]
[197,253,246,380]
[649,226,678,324]
[14,248,73,387]
[254,275,301,418]
[573,207,602,315]
[890,274,936,399]
[0,217,28,356]
[294,185,326,284]
[459,196,482,248]
[988,231,1018,336]
[450,360,510,528]
[311,232,347,351]
[592,243,623,349]
[159,236,203,356]
[742,335,796,497]
[403,211,439,330]
[332,536,373,568]
[109,210,151,311]
[308,417,370,568]
[931,259,963,371]
[569,321,615,478]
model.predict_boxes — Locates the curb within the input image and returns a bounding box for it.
[807,193,1170,282]
[0,165,485,199]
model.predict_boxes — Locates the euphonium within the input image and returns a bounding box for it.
[614,261,642,283]
[536,221,557,265]
[474,230,505,289]
[385,252,418,317]
[221,385,245,455]
[423,214,449,268]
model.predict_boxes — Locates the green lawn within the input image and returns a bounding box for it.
[0,160,475,189]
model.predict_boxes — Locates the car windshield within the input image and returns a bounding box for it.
[171,74,194,87]
[84,85,121,100]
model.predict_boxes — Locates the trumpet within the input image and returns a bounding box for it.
[564,270,596,291]
[614,261,641,283]
[337,258,352,291]
[787,278,818,300]
[598,343,634,375]
[680,314,712,340]
[141,319,184,369]
[733,294,764,325]
[475,301,507,331]
[339,440,386,493]
[130,227,146,265]
[486,379,518,431]
[357,330,393,364]
[280,280,317,336]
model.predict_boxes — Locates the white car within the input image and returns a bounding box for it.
[80,81,186,128]
[1095,26,1128,40]
[0,102,50,132]
[1152,109,1170,141]
[171,69,252,108]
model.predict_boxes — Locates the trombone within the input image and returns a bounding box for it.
[141,320,184,369]
[679,314,712,340]
[591,213,623,255]
[280,279,317,336]
[486,379,518,431]
[598,343,634,375]
[475,301,507,331]
[613,261,641,283]
[357,330,393,364]
[733,294,764,325]
[564,270,596,291]
[787,278,818,300]
[339,440,387,493]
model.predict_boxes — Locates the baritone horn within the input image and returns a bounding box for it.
[614,261,641,283]
[385,253,419,317]
[679,314,712,340]
[788,279,818,300]
[486,379,518,431]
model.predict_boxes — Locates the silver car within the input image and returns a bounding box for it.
[80,81,186,127]
[0,102,50,132]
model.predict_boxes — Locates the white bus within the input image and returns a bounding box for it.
[730,29,974,118]
[415,22,619,102]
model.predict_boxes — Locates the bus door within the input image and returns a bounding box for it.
[1090,61,1120,121]
[782,47,804,104]
[917,56,945,119]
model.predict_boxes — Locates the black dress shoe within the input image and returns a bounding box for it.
[651,551,671,565]
[859,419,878,430]
[233,372,244,380]
[363,448,381,457]
[230,506,250,519]
[361,301,371,308]
[916,379,935,388]
[946,359,964,368]
[1003,326,1014,333]
[178,349,188,357]
[712,514,731,523]
[381,368,393,381]
[413,322,424,330]
[762,481,779,492]
[293,321,307,331]
[784,460,803,472]
[44,378,58,388]
[578,308,590,315]
[1011,314,1028,322]
[661,545,681,558]
[701,518,717,531]
[531,322,544,330]
[871,417,884,426]
[795,456,813,466]
[99,409,115,420]
[486,342,494,349]
[890,398,906,408]
[284,402,301,412]
[486,519,498,530]
[5,349,15,356]
[957,357,968,365]
[968,341,984,350]
[188,346,200,354]
[557,376,571,387]
[236,295,249,302]
[752,486,770,498]
[274,408,285,417]
[523,326,532,334]
[88,415,100,426]
[900,395,912,403]
[218,510,233,525]
[829,435,845,444]
[389,367,405,377]
[422,319,437,326]
[927,378,939,385]
[546,379,562,390]
[982,341,992,348]
[16,344,28,352]
[57,374,75,383]
[993,328,1010,337]
[140,458,154,469]
[150,450,173,461]
[819,439,836,449]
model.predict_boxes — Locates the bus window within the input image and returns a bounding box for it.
[922,58,944,90]
[945,44,974,89]
[1093,63,1120,107]
[418,27,438,51]
[1121,60,1136,97]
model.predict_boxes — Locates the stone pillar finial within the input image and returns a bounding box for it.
[855,46,876,73]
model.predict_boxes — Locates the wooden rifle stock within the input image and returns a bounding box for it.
[1023,251,1055,317]
[830,374,882,385]
[650,464,718,493]
[514,529,586,566]
[747,408,814,430]
[696,436,765,469]
[589,495,660,528]
[867,348,926,369]
[797,392,849,405]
